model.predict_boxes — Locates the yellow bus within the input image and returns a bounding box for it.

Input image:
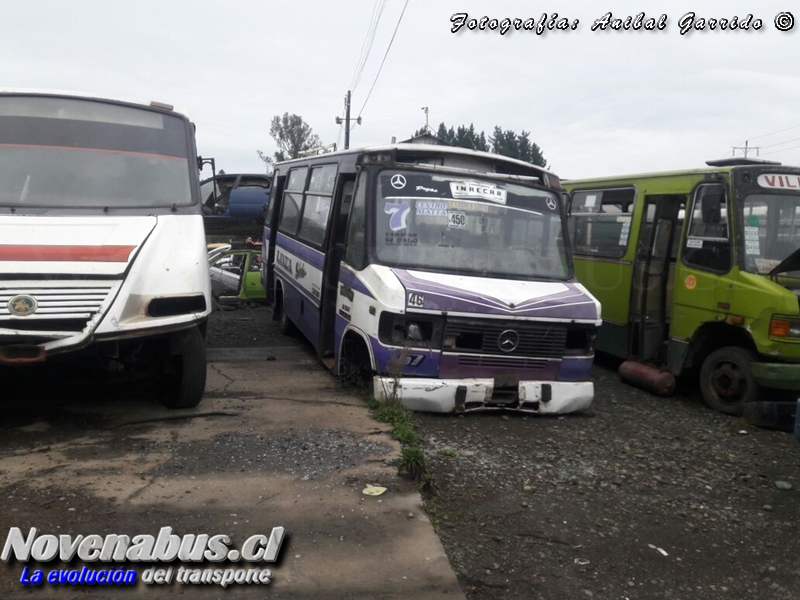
[565,158,800,426]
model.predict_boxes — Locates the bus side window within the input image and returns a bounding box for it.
[570,188,635,258]
[683,184,731,272]
[278,192,302,235]
[344,172,367,270]
[298,194,331,246]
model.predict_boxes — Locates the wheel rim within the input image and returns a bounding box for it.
[710,360,747,404]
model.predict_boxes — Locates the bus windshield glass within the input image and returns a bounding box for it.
[375,169,569,280]
[0,96,193,208]
[742,193,800,277]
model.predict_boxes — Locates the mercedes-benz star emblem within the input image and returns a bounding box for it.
[390,174,407,190]
[546,197,558,211]
[8,295,37,317]
[497,329,519,353]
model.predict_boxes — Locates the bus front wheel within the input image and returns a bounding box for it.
[699,346,758,416]
[159,327,206,409]
[339,336,373,392]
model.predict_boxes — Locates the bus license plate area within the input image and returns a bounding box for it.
[489,373,519,406]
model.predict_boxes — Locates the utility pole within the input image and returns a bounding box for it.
[732,140,760,158]
[421,106,430,133]
[335,90,361,150]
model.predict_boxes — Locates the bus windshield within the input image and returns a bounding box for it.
[742,193,800,277]
[0,96,193,208]
[375,169,569,280]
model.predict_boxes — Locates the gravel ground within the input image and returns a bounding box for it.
[210,305,800,600]
[207,304,279,348]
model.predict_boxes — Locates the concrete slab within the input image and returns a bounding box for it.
[0,344,464,599]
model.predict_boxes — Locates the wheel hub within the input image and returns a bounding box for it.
[711,362,745,400]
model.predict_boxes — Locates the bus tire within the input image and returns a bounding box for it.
[699,346,759,416]
[339,335,373,393]
[276,287,297,336]
[160,327,206,409]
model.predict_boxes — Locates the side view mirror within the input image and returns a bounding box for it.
[198,156,217,174]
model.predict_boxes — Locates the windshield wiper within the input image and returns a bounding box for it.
[768,246,800,278]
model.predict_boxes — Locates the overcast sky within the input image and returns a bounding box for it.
[2,1,798,178]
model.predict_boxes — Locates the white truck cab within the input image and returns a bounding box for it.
[0,91,211,407]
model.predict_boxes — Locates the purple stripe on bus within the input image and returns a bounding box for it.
[338,266,375,299]
[557,357,594,381]
[391,269,598,320]
[282,280,321,353]
[368,336,441,377]
[393,268,585,306]
[276,232,326,271]
[276,270,320,308]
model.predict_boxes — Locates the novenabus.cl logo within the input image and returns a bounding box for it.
[2,526,286,589]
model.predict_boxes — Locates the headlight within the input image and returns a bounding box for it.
[564,325,597,356]
[378,312,443,347]
[769,317,800,339]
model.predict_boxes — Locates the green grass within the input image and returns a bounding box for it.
[398,446,426,480]
[366,397,428,483]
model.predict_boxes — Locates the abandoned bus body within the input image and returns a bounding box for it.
[0,91,211,408]
[566,158,800,425]
[263,144,601,413]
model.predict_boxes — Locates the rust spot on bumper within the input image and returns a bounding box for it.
[0,345,46,365]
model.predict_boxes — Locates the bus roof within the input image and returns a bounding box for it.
[563,159,799,186]
[275,143,552,177]
[0,88,192,121]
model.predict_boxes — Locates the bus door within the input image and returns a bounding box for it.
[670,183,733,345]
[263,169,286,305]
[631,195,684,362]
[319,175,357,361]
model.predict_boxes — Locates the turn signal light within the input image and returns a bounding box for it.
[770,319,791,337]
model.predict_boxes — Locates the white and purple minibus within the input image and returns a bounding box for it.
[263,144,600,413]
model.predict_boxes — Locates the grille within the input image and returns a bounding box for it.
[444,318,567,358]
[457,355,549,371]
[0,282,115,338]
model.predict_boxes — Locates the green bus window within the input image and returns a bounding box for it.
[570,188,635,258]
[683,184,731,272]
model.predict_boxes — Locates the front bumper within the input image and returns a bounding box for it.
[751,362,800,391]
[373,377,593,414]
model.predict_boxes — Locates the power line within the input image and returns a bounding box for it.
[749,123,800,141]
[357,0,409,118]
[349,1,381,90]
[760,136,800,150]
[349,0,387,92]
[761,143,800,156]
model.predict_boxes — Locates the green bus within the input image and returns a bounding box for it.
[564,158,800,422]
